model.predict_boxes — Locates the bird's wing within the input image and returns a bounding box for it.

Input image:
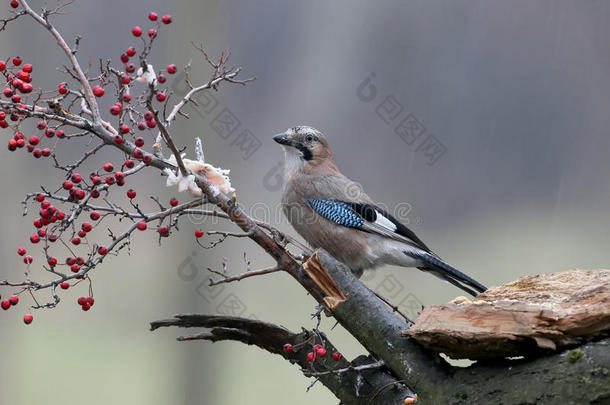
[307,199,432,253]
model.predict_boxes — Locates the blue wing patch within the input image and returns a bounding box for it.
[307,199,363,228]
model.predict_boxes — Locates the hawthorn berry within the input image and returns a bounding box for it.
[194,229,204,238]
[90,188,100,198]
[110,104,122,115]
[137,122,146,131]
[148,29,157,38]
[66,257,77,266]
[58,82,68,94]
[132,26,143,37]
[283,343,293,353]
[77,296,87,305]
[71,237,80,245]
[105,176,115,185]
[114,171,125,181]
[81,222,93,232]
[38,229,46,237]
[137,221,147,231]
[0,61,4,70]
[134,137,144,147]
[98,246,108,255]
[306,352,317,362]
[92,85,105,97]
[28,135,39,145]
[90,211,100,220]
[103,162,114,172]
[12,56,22,66]
[120,53,129,63]
[71,264,80,272]
[125,63,136,73]
[157,74,166,83]
[17,247,26,256]
[1,300,10,310]
[30,234,40,243]
[146,119,156,128]
[169,198,178,207]
[71,173,82,183]
[125,159,135,168]
[4,87,13,97]
[162,14,172,24]
[113,135,124,144]
[56,130,65,138]
[316,347,327,357]
[32,149,42,158]
[9,295,19,305]
[156,92,166,102]
[159,226,169,236]
[148,11,158,21]
[62,180,73,190]
[48,257,57,267]
[11,94,21,103]
[45,128,55,138]
[142,154,152,164]
[23,314,33,324]
[132,148,144,159]
[81,303,90,311]
[87,297,94,306]
[127,189,136,198]
[143,111,154,121]
[166,64,177,74]
[122,94,132,103]
[22,83,32,93]
[120,75,131,85]
[126,47,137,57]
[48,233,58,242]
[60,282,69,289]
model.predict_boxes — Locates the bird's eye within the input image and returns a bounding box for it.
[306,135,314,142]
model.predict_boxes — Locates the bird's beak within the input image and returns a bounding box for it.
[273,133,292,146]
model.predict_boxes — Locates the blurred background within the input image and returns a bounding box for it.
[1,0,610,404]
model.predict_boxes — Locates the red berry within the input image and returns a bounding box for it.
[71,173,82,183]
[143,111,154,121]
[142,154,152,164]
[62,180,73,190]
[148,11,158,21]
[1,300,10,310]
[119,125,130,135]
[156,92,166,102]
[122,93,132,103]
[22,63,32,73]
[166,64,177,74]
[77,296,87,305]
[127,189,136,198]
[71,264,80,272]
[146,119,156,128]
[92,85,105,97]
[9,295,18,305]
[113,135,124,144]
[56,130,65,138]
[132,149,144,159]
[120,53,129,63]
[132,26,143,37]
[48,257,57,267]
[110,104,122,115]
[11,94,21,103]
[23,314,33,324]
[60,282,69,289]
[137,221,147,231]
[28,135,39,146]
[32,148,42,158]
[81,303,91,311]
[120,75,131,85]
[90,211,100,220]
[137,122,146,131]
[134,137,144,147]
[30,234,40,243]
[86,297,94,306]
[105,176,115,185]
[125,159,135,168]
[9,0,18,9]
[0,61,4,70]
[306,352,317,362]
[169,198,178,207]
[103,162,114,172]
[45,128,55,138]
[332,352,342,361]
[194,229,204,238]
[98,246,108,255]
[71,237,80,245]
[17,247,26,256]
[159,226,169,236]
[161,14,172,24]
[283,343,293,353]
[148,29,157,38]
[58,82,68,94]
[12,56,22,66]
[81,222,93,232]
[157,74,166,83]
[126,47,137,57]
[316,347,327,357]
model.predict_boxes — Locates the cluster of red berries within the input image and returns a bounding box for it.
[0,293,31,324]
[77,296,95,311]
[282,343,342,363]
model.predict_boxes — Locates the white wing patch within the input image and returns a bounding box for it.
[373,210,397,232]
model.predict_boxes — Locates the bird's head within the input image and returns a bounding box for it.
[273,126,334,173]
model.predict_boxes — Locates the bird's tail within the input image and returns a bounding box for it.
[407,251,487,296]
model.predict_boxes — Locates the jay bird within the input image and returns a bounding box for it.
[274,126,487,296]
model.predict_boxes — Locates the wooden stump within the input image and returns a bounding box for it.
[403,269,610,359]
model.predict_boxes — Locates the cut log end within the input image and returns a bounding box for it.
[404,269,610,360]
